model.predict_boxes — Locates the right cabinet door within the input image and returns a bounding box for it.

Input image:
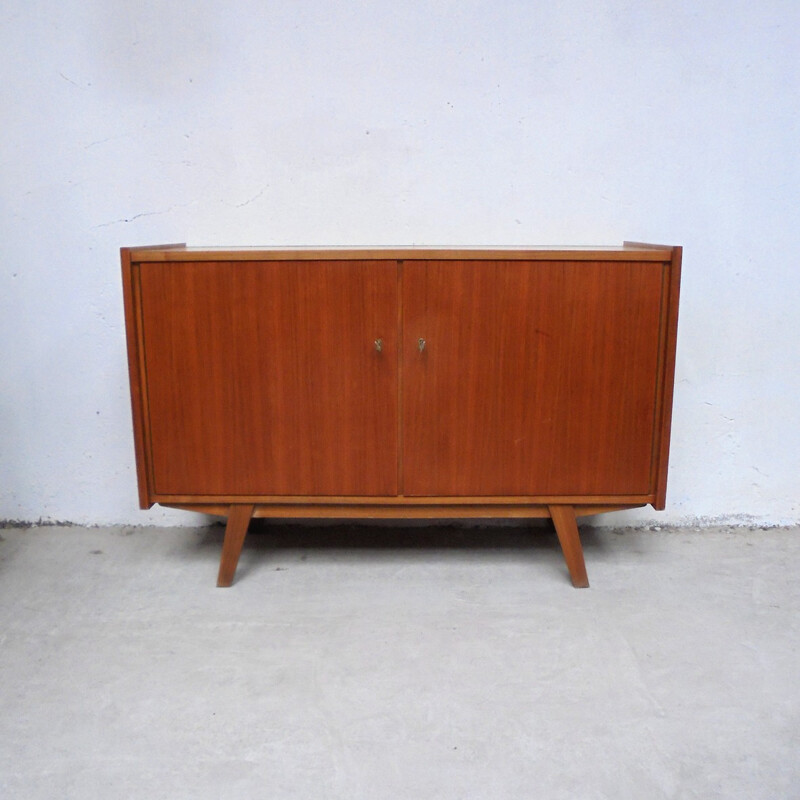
[402,259,665,497]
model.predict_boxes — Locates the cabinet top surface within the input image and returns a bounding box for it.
[125,243,678,262]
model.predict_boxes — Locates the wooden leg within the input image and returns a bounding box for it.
[548,505,589,588]
[217,504,255,587]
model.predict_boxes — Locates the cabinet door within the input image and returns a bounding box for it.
[402,260,664,496]
[139,260,398,496]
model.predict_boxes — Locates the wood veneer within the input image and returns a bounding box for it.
[138,260,398,496]
[402,259,663,496]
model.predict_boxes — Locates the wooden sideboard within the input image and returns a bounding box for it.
[121,243,681,587]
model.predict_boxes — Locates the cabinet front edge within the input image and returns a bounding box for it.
[157,502,647,519]
[121,249,153,508]
[126,246,674,262]
[151,493,655,505]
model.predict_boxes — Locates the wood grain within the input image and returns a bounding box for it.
[549,505,590,588]
[402,260,665,496]
[138,260,398,496]
[653,247,682,509]
[217,504,254,587]
[151,493,652,505]
[129,247,672,263]
[162,502,643,519]
[120,249,151,509]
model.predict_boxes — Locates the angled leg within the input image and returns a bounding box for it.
[548,505,589,588]
[217,504,255,587]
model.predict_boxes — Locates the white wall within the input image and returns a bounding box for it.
[1,0,798,526]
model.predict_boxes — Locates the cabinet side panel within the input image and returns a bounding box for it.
[653,247,682,509]
[138,260,399,496]
[120,249,153,508]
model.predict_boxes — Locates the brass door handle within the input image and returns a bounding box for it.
[418,337,426,353]
[374,338,383,353]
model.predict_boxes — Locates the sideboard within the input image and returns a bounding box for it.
[121,243,681,587]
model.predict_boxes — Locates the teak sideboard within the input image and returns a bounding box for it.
[121,243,681,588]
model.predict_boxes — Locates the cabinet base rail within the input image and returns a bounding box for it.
[203,502,646,588]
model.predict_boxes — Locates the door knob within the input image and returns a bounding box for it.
[374,338,383,353]
[418,337,426,353]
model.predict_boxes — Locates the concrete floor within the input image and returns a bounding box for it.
[0,522,798,799]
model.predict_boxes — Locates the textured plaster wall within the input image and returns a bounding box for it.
[1,1,798,526]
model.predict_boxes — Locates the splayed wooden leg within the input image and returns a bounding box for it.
[548,504,589,588]
[217,504,255,587]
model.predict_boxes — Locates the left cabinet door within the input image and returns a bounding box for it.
[137,260,398,496]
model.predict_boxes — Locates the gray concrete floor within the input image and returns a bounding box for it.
[0,522,798,799]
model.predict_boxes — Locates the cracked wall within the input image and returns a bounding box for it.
[0,0,798,525]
